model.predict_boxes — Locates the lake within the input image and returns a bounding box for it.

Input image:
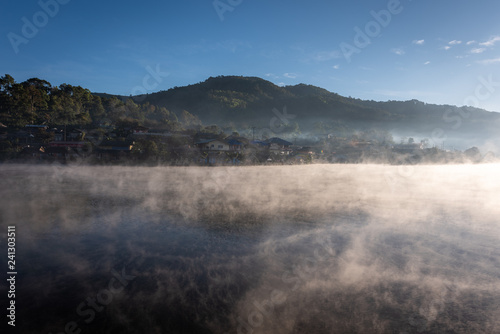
[1,164,499,333]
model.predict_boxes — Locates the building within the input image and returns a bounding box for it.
[95,139,134,160]
[226,138,244,151]
[49,141,86,149]
[265,137,293,155]
[195,139,230,151]
[393,143,424,153]
[132,126,149,134]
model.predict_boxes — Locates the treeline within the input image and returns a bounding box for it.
[0,74,200,131]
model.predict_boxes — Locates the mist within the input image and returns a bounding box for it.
[1,163,499,333]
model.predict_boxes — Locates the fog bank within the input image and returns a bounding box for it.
[1,164,499,333]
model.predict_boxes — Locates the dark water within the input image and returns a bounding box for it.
[1,164,500,333]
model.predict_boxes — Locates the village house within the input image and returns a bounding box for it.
[195,139,230,151]
[98,139,134,151]
[393,142,424,153]
[265,137,293,155]
[95,139,134,160]
[226,138,244,151]
[25,124,48,132]
[19,145,44,159]
[48,141,87,149]
[195,137,246,165]
[132,126,149,134]
[43,146,75,162]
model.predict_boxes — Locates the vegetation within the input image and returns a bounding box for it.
[0,74,181,130]
[139,76,500,140]
[3,74,499,136]
[0,74,496,165]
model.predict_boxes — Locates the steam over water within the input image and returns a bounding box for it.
[1,164,500,333]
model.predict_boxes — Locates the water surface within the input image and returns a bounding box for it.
[1,164,499,333]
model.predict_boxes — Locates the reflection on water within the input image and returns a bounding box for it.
[1,164,500,333]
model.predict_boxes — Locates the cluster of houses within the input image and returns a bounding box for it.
[190,136,315,164]
[1,124,87,161]
[2,123,483,164]
[1,124,315,164]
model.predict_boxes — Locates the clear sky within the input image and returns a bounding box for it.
[2,0,500,111]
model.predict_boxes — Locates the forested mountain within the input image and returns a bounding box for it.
[140,76,394,126]
[2,74,499,146]
[0,74,180,130]
[138,76,500,139]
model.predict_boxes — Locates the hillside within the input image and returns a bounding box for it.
[137,76,500,143]
[2,74,499,149]
[140,76,393,126]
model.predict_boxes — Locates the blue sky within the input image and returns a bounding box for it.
[2,0,500,111]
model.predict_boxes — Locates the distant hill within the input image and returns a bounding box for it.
[92,92,129,100]
[118,76,499,145]
[3,73,497,150]
[138,76,393,126]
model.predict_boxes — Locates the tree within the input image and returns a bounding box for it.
[49,86,78,125]
[8,83,41,126]
[0,75,16,125]
[23,78,51,123]
[124,98,142,120]
[131,138,159,161]
[102,97,127,124]
[88,96,105,124]
[203,124,222,134]
[180,110,202,127]
[464,147,481,162]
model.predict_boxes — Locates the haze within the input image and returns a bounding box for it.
[1,163,499,333]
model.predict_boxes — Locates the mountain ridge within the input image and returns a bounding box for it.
[95,76,498,142]
[2,73,498,150]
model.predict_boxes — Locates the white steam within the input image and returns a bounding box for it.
[1,163,499,333]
